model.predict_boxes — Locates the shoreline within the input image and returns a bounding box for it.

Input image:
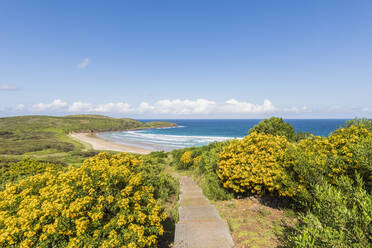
[69,132,154,154]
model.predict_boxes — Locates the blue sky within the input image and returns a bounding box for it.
[0,0,371,118]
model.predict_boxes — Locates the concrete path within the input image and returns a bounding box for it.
[174,176,234,248]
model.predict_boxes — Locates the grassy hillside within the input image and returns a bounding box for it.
[0,115,175,163]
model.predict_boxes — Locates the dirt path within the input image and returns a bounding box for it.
[174,176,234,248]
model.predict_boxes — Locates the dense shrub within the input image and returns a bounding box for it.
[249,117,295,140]
[0,139,75,155]
[192,143,233,200]
[179,151,193,168]
[170,148,202,170]
[339,119,372,190]
[139,152,179,204]
[290,124,372,206]
[282,121,372,247]
[217,132,298,197]
[170,149,188,169]
[284,175,372,247]
[249,117,308,142]
[0,153,167,247]
[344,118,372,132]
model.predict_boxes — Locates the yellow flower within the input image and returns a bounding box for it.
[0,152,165,247]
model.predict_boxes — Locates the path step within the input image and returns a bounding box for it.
[174,176,234,248]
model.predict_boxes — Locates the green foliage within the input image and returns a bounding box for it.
[289,124,372,207]
[170,148,197,170]
[140,152,179,204]
[141,121,177,129]
[193,142,233,200]
[0,130,75,155]
[284,176,372,248]
[344,118,372,132]
[249,117,295,140]
[350,136,372,192]
[281,122,372,247]
[249,117,309,142]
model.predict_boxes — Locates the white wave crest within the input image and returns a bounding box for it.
[99,130,237,150]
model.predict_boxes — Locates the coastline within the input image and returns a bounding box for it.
[69,132,153,154]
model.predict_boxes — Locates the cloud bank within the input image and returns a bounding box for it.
[24,98,309,115]
[222,99,275,113]
[33,99,68,111]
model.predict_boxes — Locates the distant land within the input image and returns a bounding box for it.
[0,115,176,164]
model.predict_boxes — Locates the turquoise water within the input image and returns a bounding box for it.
[98,119,349,151]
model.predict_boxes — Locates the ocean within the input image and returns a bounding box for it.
[97,119,350,151]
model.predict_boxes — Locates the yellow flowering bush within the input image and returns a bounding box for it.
[179,151,193,168]
[328,125,371,168]
[0,158,65,188]
[290,124,372,204]
[293,125,372,184]
[0,153,166,248]
[217,132,298,197]
[284,122,372,247]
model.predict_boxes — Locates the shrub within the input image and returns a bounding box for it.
[217,132,298,197]
[169,149,188,169]
[290,124,372,206]
[170,148,202,170]
[193,143,233,200]
[328,125,371,174]
[284,175,372,247]
[249,117,296,141]
[344,118,372,132]
[139,153,179,204]
[179,151,193,168]
[284,122,372,247]
[249,117,309,142]
[0,153,167,247]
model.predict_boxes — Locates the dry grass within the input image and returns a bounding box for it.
[214,197,296,248]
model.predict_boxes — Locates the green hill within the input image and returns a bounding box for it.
[0,115,176,163]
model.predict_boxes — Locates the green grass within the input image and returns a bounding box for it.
[0,115,176,164]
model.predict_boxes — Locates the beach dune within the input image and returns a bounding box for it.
[69,132,152,154]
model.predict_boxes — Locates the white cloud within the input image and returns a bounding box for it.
[68,101,92,112]
[25,98,314,115]
[222,99,275,113]
[33,99,68,111]
[76,58,90,69]
[151,98,217,114]
[0,84,18,91]
[92,102,133,113]
[15,104,25,111]
[137,102,155,113]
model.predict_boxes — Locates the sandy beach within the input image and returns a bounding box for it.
[69,132,153,154]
